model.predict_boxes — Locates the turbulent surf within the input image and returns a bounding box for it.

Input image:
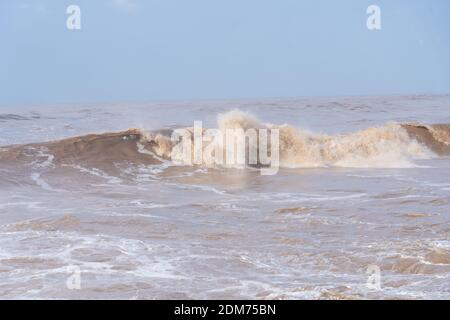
[1,95,450,299]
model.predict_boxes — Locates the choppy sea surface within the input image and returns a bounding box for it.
[1,95,450,299]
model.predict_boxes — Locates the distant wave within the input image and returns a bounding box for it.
[0,114,29,122]
[1,110,449,170]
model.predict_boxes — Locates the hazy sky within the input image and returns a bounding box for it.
[1,0,449,105]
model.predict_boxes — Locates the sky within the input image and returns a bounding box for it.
[0,0,449,106]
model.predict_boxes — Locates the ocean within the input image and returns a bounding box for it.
[1,94,450,299]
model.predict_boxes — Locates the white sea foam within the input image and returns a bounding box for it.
[30,173,54,191]
[147,110,435,169]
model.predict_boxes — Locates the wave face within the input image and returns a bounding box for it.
[402,123,450,156]
[0,129,162,169]
[1,110,450,170]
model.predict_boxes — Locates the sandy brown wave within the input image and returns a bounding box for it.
[1,119,449,171]
[0,129,163,169]
[402,124,450,156]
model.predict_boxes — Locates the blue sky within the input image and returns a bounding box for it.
[1,0,449,105]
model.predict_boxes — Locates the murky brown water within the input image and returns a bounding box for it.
[1,95,450,299]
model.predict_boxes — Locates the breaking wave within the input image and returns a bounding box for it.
[1,110,449,170]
